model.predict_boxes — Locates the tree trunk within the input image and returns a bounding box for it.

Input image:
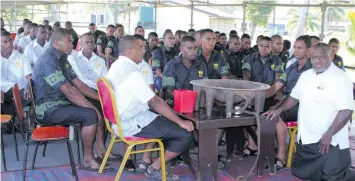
[294,0,309,39]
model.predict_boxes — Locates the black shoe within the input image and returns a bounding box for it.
[124,159,136,172]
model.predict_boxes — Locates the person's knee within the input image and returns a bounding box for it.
[81,108,98,126]
[179,130,194,149]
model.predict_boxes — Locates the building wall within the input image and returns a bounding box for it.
[118,7,237,38]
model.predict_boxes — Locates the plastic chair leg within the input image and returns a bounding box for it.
[12,121,19,161]
[31,142,39,170]
[42,142,47,157]
[66,140,79,181]
[1,133,7,171]
[73,125,81,164]
[99,136,115,174]
[22,142,29,181]
[158,141,166,181]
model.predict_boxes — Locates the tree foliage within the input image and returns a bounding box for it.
[347,11,355,56]
[246,2,275,38]
[1,5,29,32]
[287,8,321,33]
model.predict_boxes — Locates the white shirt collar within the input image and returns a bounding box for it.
[311,63,335,76]
[77,50,98,60]
[33,39,48,48]
[119,56,139,68]
[1,50,19,60]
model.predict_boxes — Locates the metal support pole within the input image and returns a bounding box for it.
[66,3,69,21]
[154,2,157,32]
[47,4,50,22]
[190,2,194,29]
[58,3,61,22]
[242,1,247,34]
[32,5,34,20]
[320,2,327,42]
[128,3,131,34]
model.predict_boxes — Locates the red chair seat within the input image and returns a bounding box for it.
[0,114,12,124]
[286,121,298,127]
[125,136,151,141]
[32,126,69,141]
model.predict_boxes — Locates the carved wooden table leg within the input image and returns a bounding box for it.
[257,116,276,176]
[198,128,218,181]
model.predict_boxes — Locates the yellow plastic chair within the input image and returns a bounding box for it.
[96,77,166,181]
[286,121,298,167]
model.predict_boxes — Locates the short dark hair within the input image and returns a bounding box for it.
[328,38,340,45]
[50,28,71,44]
[37,25,45,32]
[259,36,272,42]
[229,30,237,36]
[215,31,220,34]
[256,35,264,42]
[23,21,31,27]
[283,40,291,49]
[118,35,137,55]
[135,25,143,32]
[45,25,52,31]
[271,34,282,40]
[53,21,61,29]
[200,29,214,38]
[31,23,38,28]
[310,35,320,41]
[1,29,11,37]
[23,18,30,22]
[220,33,227,37]
[241,34,251,41]
[148,32,158,39]
[180,36,195,47]
[188,29,195,33]
[133,34,145,41]
[163,30,173,39]
[65,21,72,27]
[89,23,96,26]
[165,29,172,34]
[175,30,182,36]
[229,34,240,41]
[106,24,115,30]
[296,35,312,48]
[43,20,49,24]
[115,24,124,29]
[81,32,94,40]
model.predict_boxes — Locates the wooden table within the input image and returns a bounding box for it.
[176,107,276,181]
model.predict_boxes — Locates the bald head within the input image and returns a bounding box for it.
[118,35,144,63]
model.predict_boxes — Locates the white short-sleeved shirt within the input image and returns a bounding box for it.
[1,50,33,92]
[68,51,108,90]
[13,33,25,46]
[290,63,354,149]
[106,56,158,137]
[18,35,33,50]
[24,40,49,66]
[138,60,154,85]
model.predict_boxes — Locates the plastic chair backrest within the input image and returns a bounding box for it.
[12,83,24,121]
[28,79,36,109]
[97,77,127,141]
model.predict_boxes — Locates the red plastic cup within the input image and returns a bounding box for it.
[174,90,197,113]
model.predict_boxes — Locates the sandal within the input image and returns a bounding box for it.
[124,159,136,172]
[95,152,122,162]
[80,159,113,172]
[242,147,258,157]
[275,158,286,170]
[137,160,152,172]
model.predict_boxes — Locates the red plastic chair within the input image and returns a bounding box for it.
[96,77,166,181]
[286,121,298,167]
[12,84,78,181]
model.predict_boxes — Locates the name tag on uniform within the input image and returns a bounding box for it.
[15,61,21,67]
[271,64,275,70]
[198,71,203,78]
[213,63,219,70]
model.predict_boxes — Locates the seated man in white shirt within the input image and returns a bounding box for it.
[1,30,32,114]
[107,35,194,181]
[68,33,108,90]
[13,20,31,50]
[264,43,355,181]
[24,25,49,67]
[18,23,37,53]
